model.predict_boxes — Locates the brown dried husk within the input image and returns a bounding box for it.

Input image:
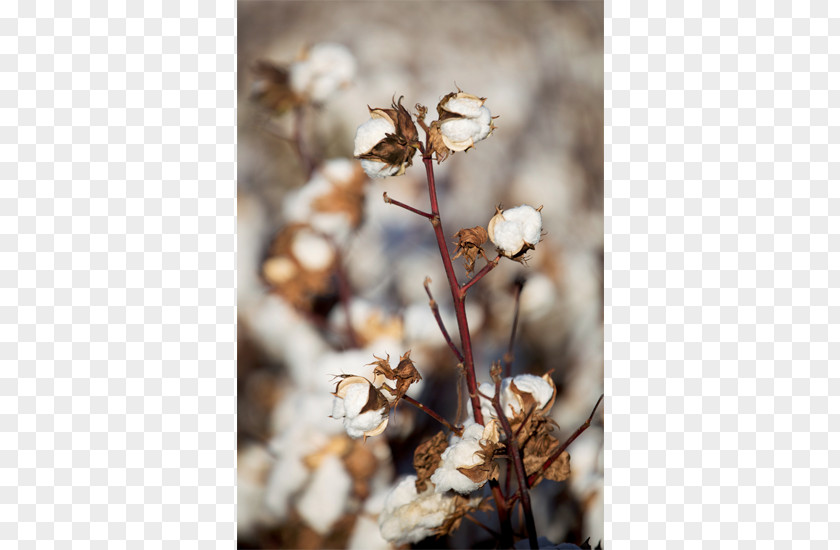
[413,431,448,492]
[452,226,489,275]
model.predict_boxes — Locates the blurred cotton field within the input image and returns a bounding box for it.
[237,1,604,548]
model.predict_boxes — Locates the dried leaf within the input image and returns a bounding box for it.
[452,226,489,275]
[413,431,448,492]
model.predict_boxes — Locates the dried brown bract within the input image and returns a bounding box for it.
[413,431,448,492]
[355,97,419,177]
[370,351,422,406]
[250,60,303,115]
[452,226,489,275]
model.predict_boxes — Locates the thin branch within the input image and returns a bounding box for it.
[423,277,464,363]
[421,155,485,425]
[491,378,538,550]
[502,277,525,378]
[383,192,434,220]
[459,254,501,295]
[528,394,604,487]
[292,105,315,178]
[400,394,463,436]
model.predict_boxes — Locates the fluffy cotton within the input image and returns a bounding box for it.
[354,117,394,157]
[429,423,489,494]
[488,204,542,256]
[331,380,389,439]
[290,230,335,271]
[359,159,399,179]
[438,94,493,152]
[378,475,454,544]
[289,42,356,103]
[296,454,353,534]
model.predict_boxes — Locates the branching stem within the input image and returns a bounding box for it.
[528,393,604,487]
[460,254,502,295]
[400,394,463,436]
[423,277,464,363]
[383,192,434,220]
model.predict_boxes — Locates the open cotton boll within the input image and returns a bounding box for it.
[379,475,454,545]
[354,117,395,157]
[429,424,489,494]
[290,43,356,103]
[290,231,335,271]
[296,454,353,535]
[488,204,543,257]
[505,374,555,413]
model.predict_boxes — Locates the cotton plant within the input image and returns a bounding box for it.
[310,88,606,549]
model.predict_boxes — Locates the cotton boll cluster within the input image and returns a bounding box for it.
[290,42,357,103]
[488,204,543,258]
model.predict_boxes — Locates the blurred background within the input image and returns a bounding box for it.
[237,1,604,548]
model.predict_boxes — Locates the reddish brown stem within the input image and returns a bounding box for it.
[383,192,434,220]
[423,277,464,363]
[492,379,538,549]
[528,393,604,487]
[460,254,501,295]
[421,155,485,426]
[333,247,360,349]
[400,394,462,437]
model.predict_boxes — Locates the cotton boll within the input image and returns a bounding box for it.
[379,475,454,545]
[296,454,353,535]
[290,231,335,271]
[488,204,543,257]
[290,42,356,103]
[354,117,395,157]
[429,424,488,494]
[507,374,555,412]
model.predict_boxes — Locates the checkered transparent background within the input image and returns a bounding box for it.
[0,1,236,548]
[0,0,836,548]
[606,1,837,548]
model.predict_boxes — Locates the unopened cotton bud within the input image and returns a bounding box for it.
[487,204,543,258]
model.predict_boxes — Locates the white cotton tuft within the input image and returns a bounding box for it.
[341,381,371,416]
[290,42,356,103]
[491,218,527,254]
[441,96,485,118]
[321,158,358,186]
[439,117,482,143]
[378,475,453,545]
[500,205,542,245]
[345,409,387,439]
[290,231,335,271]
[359,159,399,179]
[354,117,394,156]
[296,454,353,534]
